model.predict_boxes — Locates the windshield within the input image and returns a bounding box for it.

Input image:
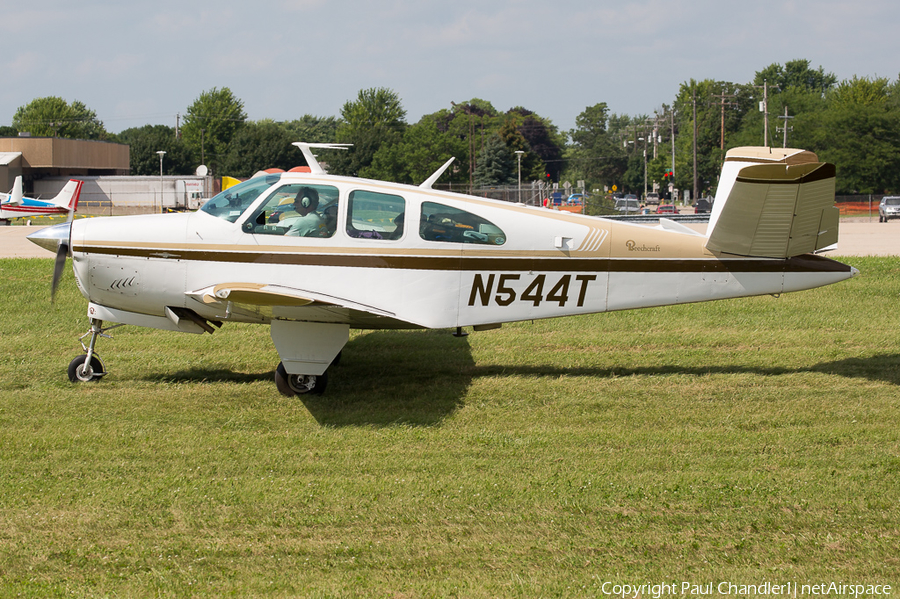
[200,174,282,222]
[884,198,900,206]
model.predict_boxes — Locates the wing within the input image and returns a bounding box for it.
[186,282,421,329]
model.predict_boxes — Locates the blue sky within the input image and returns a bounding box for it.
[2,0,897,135]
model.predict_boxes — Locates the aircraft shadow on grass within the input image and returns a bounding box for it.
[143,329,475,428]
[144,332,900,427]
[467,354,900,387]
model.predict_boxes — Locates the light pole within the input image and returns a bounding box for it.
[515,150,524,203]
[638,137,647,200]
[156,151,166,214]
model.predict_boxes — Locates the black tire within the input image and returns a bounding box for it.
[68,354,105,383]
[274,362,327,397]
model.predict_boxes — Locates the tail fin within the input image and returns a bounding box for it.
[51,180,83,212]
[10,176,23,205]
[706,147,838,258]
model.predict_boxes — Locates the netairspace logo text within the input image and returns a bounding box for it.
[598,581,892,598]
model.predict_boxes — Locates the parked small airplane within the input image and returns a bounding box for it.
[1,177,82,223]
[28,143,857,396]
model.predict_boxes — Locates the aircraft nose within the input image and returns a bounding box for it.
[26,223,70,253]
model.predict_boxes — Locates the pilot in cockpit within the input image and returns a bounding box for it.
[284,187,327,237]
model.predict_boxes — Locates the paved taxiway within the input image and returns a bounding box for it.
[1,220,898,259]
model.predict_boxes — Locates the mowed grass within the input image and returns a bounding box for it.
[1,257,898,597]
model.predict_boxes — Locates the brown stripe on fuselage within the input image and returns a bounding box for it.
[75,244,852,274]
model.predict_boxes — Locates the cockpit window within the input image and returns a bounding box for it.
[420,202,506,245]
[199,175,281,222]
[243,184,339,238]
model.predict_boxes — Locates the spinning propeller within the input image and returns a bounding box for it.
[50,203,77,302]
[25,213,75,302]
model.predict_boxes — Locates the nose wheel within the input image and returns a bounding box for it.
[68,354,106,382]
[68,318,123,383]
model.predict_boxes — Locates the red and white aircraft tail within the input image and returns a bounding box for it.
[0,177,83,220]
[50,179,83,212]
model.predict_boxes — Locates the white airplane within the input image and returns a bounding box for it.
[28,143,857,396]
[1,177,83,223]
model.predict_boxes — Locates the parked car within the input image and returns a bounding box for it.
[615,198,640,213]
[645,192,660,205]
[694,198,712,214]
[567,193,588,205]
[879,196,900,222]
[656,204,678,215]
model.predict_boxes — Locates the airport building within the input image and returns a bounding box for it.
[0,136,130,192]
[1,136,214,215]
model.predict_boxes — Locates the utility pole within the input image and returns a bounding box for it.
[670,109,676,180]
[777,107,794,148]
[712,90,738,150]
[760,80,770,147]
[692,86,698,204]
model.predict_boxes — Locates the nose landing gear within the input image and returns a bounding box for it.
[67,318,123,383]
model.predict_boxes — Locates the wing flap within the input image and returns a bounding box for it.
[706,161,837,258]
[187,282,397,318]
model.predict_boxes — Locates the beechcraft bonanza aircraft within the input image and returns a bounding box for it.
[28,143,857,396]
[1,176,82,223]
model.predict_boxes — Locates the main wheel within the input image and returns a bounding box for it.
[275,362,328,397]
[68,354,105,383]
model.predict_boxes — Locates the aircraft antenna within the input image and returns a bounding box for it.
[419,157,456,189]
[292,143,352,175]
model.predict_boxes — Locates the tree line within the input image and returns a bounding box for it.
[6,59,900,196]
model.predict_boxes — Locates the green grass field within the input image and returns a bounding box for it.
[1,257,898,597]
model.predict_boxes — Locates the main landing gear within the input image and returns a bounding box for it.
[273,351,341,397]
[67,318,123,383]
[275,362,328,397]
[67,317,339,397]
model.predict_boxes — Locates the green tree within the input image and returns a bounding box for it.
[568,103,628,190]
[181,87,247,175]
[474,133,515,187]
[447,99,503,185]
[12,96,108,139]
[367,115,468,185]
[281,115,339,144]
[117,125,195,175]
[753,59,837,96]
[328,88,407,177]
[811,76,900,193]
[732,60,835,150]
[672,80,734,198]
[501,107,564,182]
[220,120,300,177]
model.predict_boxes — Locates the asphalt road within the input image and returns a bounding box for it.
[1,219,898,259]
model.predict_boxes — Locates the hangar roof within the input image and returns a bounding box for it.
[0,152,22,166]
